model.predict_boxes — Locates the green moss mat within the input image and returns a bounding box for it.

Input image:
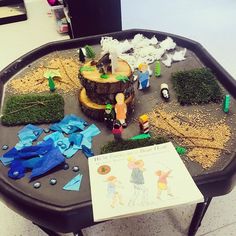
[101,136,168,154]
[171,68,223,105]
[1,93,64,126]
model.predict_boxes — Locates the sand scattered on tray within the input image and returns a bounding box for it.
[148,107,231,168]
[7,55,82,94]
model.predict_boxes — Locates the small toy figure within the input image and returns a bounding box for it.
[106,176,123,208]
[160,83,170,101]
[104,104,115,130]
[137,63,150,90]
[85,45,96,60]
[79,48,86,63]
[96,53,112,74]
[112,120,123,141]
[139,114,149,134]
[223,94,230,113]
[115,93,127,127]
[155,170,173,199]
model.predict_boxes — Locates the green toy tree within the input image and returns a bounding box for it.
[154,61,161,77]
[85,45,96,60]
[48,76,56,92]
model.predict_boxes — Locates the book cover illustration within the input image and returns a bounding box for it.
[89,142,204,222]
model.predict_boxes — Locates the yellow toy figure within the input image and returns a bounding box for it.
[137,63,150,90]
[155,170,173,199]
[106,176,123,208]
[115,93,127,127]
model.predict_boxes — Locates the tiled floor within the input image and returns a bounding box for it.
[1,187,236,235]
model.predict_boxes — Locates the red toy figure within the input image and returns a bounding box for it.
[112,120,123,141]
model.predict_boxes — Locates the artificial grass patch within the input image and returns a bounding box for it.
[171,68,223,105]
[101,136,168,154]
[1,93,64,126]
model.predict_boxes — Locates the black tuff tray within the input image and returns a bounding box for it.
[0,29,236,233]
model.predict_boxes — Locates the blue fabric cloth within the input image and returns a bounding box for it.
[63,124,100,158]
[80,124,101,150]
[43,132,70,155]
[15,124,43,149]
[3,139,54,159]
[63,133,83,158]
[82,145,94,158]
[0,156,14,166]
[8,161,25,179]
[63,173,83,191]
[30,147,65,180]
[50,114,88,134]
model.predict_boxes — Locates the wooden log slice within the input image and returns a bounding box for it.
[85,86,135,105]
[79,88,135,121]
[79,59,133,95]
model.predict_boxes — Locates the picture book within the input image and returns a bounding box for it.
[88,142,204,222]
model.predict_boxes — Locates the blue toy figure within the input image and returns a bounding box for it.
[137,63,150,90]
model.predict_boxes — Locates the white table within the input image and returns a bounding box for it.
[0,0,69,71]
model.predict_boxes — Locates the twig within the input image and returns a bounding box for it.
[154,109,195,145]
[5,102,46,115]
[173,115,194,125]
[40,65,59,70]
[185,145,230,153]
[55,52,75,85]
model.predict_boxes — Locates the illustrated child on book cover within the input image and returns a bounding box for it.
[128,157,148,206]
[106,175,123,208]
[155,170,173,199]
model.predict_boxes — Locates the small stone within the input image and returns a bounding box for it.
[33,131,39,136]
[72,166,80,172]
[49,178,57,185]
[33,182,41,189]
[57,141,63,146]
[63,163,69,170]
[61,144,67,149]
[2,145,9,150]
[44,128,50,133]
[67,125,73,130]
[13,171,19,177]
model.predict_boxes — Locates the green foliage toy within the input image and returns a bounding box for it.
[101,136,167,154]
[48,77,56,92]
[223,94,230,113]
[85,45,96,60]
[154,61,161,77]
[171,68,223,105]
[1,93,64,126]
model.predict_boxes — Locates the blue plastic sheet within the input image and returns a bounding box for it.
[16,124,43,149]
[50,114,88,134]
[63,173,83,191]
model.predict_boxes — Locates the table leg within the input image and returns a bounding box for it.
[188,197,212,236]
